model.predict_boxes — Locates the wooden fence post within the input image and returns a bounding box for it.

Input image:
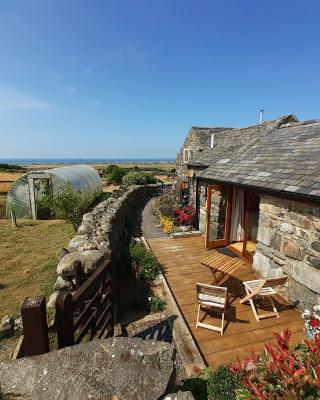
[55,292,74,348]
[10,210,17,228]
[21,296,49,356]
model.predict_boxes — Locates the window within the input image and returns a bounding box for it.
[183,148,193,163]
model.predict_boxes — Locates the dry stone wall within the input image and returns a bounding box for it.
[51,185,160,309]
[253,195,320,310]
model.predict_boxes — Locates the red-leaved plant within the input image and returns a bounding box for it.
[174,205,195,226]
[230,329,320,399]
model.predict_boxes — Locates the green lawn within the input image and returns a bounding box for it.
[0,219,74,318]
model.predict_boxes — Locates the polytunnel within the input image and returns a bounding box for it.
[6,165,102,219]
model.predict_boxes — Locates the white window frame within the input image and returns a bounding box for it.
[183,148,193,164]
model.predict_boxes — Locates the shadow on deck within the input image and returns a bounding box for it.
[147,235,304,367]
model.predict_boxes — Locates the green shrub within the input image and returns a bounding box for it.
[129,241,158,283]
[182,376,208,400]
[207,366,241,400]
[231,329,320,400]
[39,184,96,229]
[154,195,177,219]
[149,295,165,313]
[108,167,126,185]
[122,171,156,187]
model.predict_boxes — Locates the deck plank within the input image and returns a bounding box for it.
[147,236,304,368]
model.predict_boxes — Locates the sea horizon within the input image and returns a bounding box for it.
[0,158,175,165]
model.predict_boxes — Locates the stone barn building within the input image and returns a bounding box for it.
[176,115,320,310]
[175,126,230,192]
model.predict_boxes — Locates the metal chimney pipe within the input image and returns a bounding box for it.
[259,109,264,124]
[210,134,215,149]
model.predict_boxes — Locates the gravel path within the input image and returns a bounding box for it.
[139,197,166,239]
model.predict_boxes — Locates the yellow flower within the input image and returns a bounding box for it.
[159,216,174,233]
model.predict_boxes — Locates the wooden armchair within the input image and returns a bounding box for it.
[239,276,288,322]
[196,283,228,336]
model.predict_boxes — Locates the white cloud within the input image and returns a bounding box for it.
[63,85,76,95]
[90,98,102,107]
[108,44,148,63]
[85,67,93,76]
[0,86,48,111]
[49,72,62,80]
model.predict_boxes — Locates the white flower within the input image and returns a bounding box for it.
[313,304,320,312]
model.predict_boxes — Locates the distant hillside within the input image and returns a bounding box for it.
[0,163,26,173]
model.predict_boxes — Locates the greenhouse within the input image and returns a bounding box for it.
[6,165,102,219]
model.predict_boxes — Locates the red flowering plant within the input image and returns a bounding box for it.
[174,205,195,228]
[302,305,320,339]
[230,329,320,399]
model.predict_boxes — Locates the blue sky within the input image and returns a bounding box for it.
[0,0,320,159]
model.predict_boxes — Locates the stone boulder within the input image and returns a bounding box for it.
[68,235,97,251]
[163,391,195,400]
[53,276,74,291]
[57,247,71,261]
[0,337,174,400]
[56,250,106,277]
[0,316,14,339]
[283,241,304,261]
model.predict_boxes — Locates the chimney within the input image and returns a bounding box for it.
[259,109,264,124]
[210,134,215,149]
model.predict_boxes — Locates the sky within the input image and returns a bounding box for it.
[0,0,320,159]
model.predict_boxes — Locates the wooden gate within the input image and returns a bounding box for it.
[55,258,114,348]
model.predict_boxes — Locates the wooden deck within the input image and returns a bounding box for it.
[147,236,304,368]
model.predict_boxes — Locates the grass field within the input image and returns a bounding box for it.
[0,172,23,194]
[0,172,23,181]
[25,162,175,171]
[0,163,176,194]
[0,195,6,219]
[0,219,74,318]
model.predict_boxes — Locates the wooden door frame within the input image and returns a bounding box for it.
[228,189,258,263]
[205,185,232,249]
[242,191,252,262]
[204,185,260,261]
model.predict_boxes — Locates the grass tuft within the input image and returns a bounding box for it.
[0,219,74,318]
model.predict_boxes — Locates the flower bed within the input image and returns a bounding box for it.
[230,329,320,399]
[302,305,320,339]
[154,195,196,234]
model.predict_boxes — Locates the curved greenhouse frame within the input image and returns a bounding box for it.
[6,165,102,219]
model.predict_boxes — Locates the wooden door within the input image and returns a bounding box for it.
[205,185,232,249]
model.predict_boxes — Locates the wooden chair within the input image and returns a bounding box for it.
[196,283,228,336]
[239,276,288,322]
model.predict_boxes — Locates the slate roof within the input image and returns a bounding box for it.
[189,115,297,167]
[197,119,320,201]
[191,127,232,147]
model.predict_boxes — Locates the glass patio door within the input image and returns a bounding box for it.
[205,185,232,249]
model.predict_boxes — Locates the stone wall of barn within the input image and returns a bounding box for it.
[175,130,199,183]
[198,182,208,233]
[253,195,320,310]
